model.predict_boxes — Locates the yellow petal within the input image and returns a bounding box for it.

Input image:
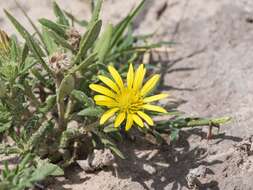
[95,101,117,107]
[89,84,116,98]
[108,65,124,90]
[132,114,144,128]
[137,111,154,126]
[133,64,146,91]
[127,63,134,89]
[142,104,167,113]
[143,94,169,103]
[94,95,116,102]
[125,114,133,131]
[100,108,119,125]
[114,112,126,128]
[141,74,160,96]
[98,75,120,93]
[94,95,118,107]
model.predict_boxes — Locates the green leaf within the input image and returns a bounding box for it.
[0,121,12,133]
[57,74,75,103]
[30,67,49,86]
[4,10,53,76]
[42,27,58,55]
[4,10,44,57]
[156,117,232,130]
[103,125,119,133]
[36,158,64,176]
[20,43,29,66]
[47,29,76,53]
[116,25,134,50]
[70,53,97,74]
[45,163,64,176]
[30,163,62,182]
[15,0,48,53]
[39,18,67,38]
[90,0,103,26]
[107,144,125,159]
[53,1,69,26]
[19,153,33,170]
[170,128,180,141]
[0,80,7,98]
[71,90,94,106]
[39,95,56,114]
[10,38,19,62]
[151,129,164,144]
[78,107,103,117]
[111,0,145,47]
[15,0,49,55]
[74,20,102,64]
[0,182,10,190]
[27,121,53,149]
[94,23,113,63]
[19,60,36,76]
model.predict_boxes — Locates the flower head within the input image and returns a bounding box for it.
[89,64,168,131]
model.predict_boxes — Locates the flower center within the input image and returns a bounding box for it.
[116,87,143,113]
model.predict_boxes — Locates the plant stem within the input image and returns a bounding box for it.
[64,97,74,120]
[55,73,66,130]
[156,117,232,130]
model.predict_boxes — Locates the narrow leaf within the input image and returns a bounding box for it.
[71,90,94,106]
[94,23,113,62]
[42,27,58,55]
[39,18,67,38]
[90,0,103,26]
[53,1,69,26]
[4,10,53,76]
[74,20,102,64]
[70,53,97,74]
[111,0,145,47]
[47,29,76,53]
[15,0,49,54]
[78,107,103,117]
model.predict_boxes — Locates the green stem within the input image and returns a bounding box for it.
[186,117,231,127]
[64,97,74,120]
[156,117,232,130]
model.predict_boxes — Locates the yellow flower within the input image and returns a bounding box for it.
[89,64,168,131]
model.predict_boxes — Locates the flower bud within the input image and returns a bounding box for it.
[67,28,81,51]
[48,52,72,74]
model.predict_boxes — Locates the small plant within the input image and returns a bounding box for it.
[0,0,231,189]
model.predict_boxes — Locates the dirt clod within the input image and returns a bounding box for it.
[77,149,115,172]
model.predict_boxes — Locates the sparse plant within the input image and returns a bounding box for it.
[0,0,231,189]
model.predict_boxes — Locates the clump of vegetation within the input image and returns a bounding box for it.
[0,0,231,189]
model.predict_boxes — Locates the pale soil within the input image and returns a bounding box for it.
[1,0,253,189]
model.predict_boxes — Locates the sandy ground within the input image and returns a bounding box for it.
[1,0,253,189]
